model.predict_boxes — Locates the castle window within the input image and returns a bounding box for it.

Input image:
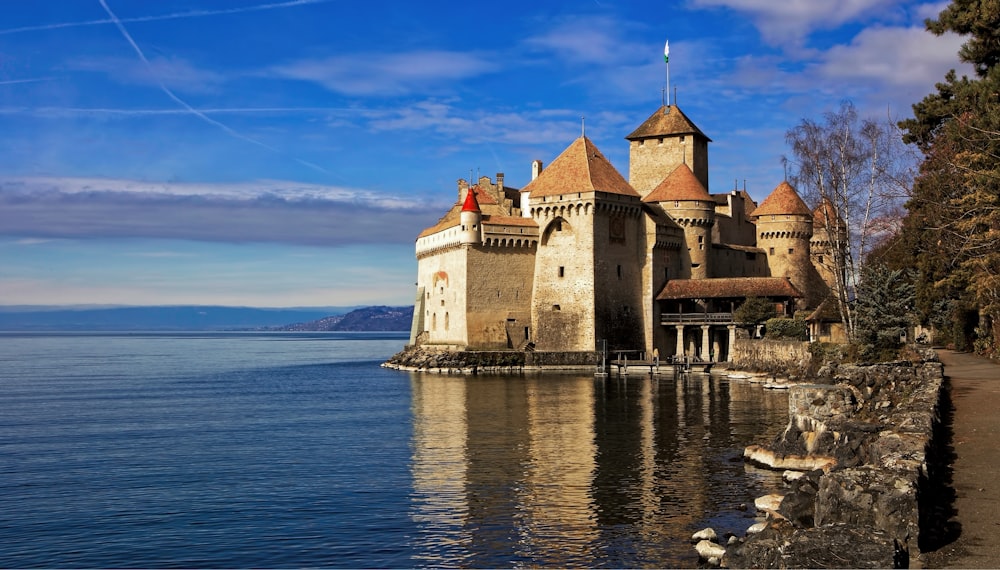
[818,255,824,264]
[664,268,669,280]
[788,248,794,255]
[440,300,445,306]
[680,135,686,143]
[558,266,565,277]
[769,247,775,255]
[553,304,561,311]
[556,220,563,231]
[617,265,622,279]
[674,201,679,207]
[445,312,449,330]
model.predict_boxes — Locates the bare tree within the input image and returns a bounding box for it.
[785,100,916,341]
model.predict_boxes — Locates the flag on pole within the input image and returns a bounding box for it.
[664,40,669,63]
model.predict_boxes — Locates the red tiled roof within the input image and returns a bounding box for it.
[656,277,803,300]
[806,297,842,322]
[523,136,639,199]
[482,214,537,227]
[418,187,506,238]
[812,197,845,230]
[625,105,712,141]
[642,163,712,203]
[752,181,811,217]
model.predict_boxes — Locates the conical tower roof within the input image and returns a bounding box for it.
[461,186,481,212]
[642,163,711,203]
[625,104,712,142]
[752,181,811,217]
[524,136,639,199]
[812,197,845,230]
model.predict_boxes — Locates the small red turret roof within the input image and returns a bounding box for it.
[522,136,639,199]
[642,163,712,203]
[461,186,481,212]
[752,181,811,217]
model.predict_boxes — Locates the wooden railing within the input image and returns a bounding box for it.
[660,312,734,324]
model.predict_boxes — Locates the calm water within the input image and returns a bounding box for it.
[0,332,788,568]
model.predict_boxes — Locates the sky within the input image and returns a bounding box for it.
[0,0,973,308]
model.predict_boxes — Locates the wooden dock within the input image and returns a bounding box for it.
[606,356,713,376]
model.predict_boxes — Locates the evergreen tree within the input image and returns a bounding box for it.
[854,264,916,361]
[733,296,776,336]
[897,0,1000,353]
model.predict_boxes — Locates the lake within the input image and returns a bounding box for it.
[0,331,788,567]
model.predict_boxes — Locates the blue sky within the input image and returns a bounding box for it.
[0,0,971,307]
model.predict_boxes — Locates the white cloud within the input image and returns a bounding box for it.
[691,0,897,44]
[269,50,496,96]
[0,177,446,246]
[68,55,225,94]
[363,101,581,145]
[815,26,969,89]
[913,1,949,21]
[524,16,642,65]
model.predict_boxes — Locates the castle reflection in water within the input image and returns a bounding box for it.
[407,372,788,567]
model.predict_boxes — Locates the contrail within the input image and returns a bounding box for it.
[0,0,331,36]
[96,0,331,176]
[0,106,356,117]
[0,77,55,85]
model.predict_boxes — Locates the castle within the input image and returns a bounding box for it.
[407,104,836,362]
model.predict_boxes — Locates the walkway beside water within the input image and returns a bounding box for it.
[921,350,1000,568]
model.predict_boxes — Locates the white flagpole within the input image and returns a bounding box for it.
[664,39,670,107]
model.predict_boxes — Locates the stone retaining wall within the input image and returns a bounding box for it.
[723,353,945,568]
[730,339,811,377]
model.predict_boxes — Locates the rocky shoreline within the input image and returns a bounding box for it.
[695,350,946,568]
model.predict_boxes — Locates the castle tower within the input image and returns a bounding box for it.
[751,181,817,307]
[459,187,482,245]
[642,164,715,279]
[522,136,645,352]
[811,197,846,292]
[626,105,712,197]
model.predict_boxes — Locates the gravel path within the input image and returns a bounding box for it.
[919,350,1000,569]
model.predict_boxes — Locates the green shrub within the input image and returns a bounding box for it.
[765,316,808,340]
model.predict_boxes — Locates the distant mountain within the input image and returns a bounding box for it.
[0,306,358,331]
[278,306,413,331]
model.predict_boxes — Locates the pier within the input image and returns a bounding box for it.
[604,350,714,376]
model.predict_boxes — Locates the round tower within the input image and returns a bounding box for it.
[643,163,714,279]
[459,187,482,245]
[752,181,815,305]
[810,197,846,292]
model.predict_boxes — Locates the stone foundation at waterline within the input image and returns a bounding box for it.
[720,354,946,569]
[382,345,599,374]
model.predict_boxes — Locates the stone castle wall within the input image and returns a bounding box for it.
[466,245,535,349]
[629,136,709,195]
[531,196,597,352]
